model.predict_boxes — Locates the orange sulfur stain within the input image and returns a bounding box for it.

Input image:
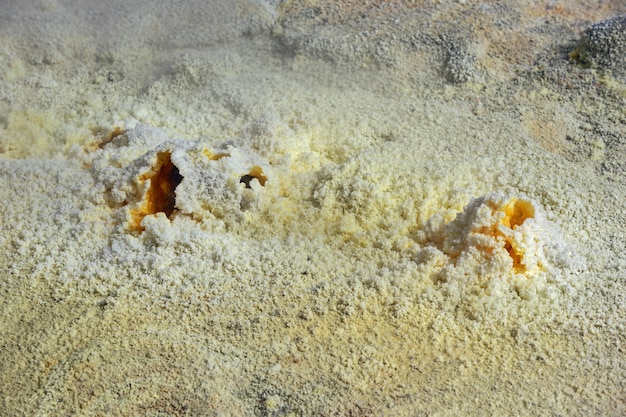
[240,165,267,188]
[130,152,183,231]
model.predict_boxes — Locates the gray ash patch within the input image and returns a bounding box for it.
[575,15,626,76]
[439,34,478,84]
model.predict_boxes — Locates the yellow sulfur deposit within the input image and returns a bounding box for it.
[496,198,536,273]
[500,198,535,229]
[433,193,558,278]
[481,196,540,275]
[203,149,230,161]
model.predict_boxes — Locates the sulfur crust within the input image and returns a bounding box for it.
[0,1,624,416]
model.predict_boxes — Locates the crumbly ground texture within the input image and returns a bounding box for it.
[1,1,625,416]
